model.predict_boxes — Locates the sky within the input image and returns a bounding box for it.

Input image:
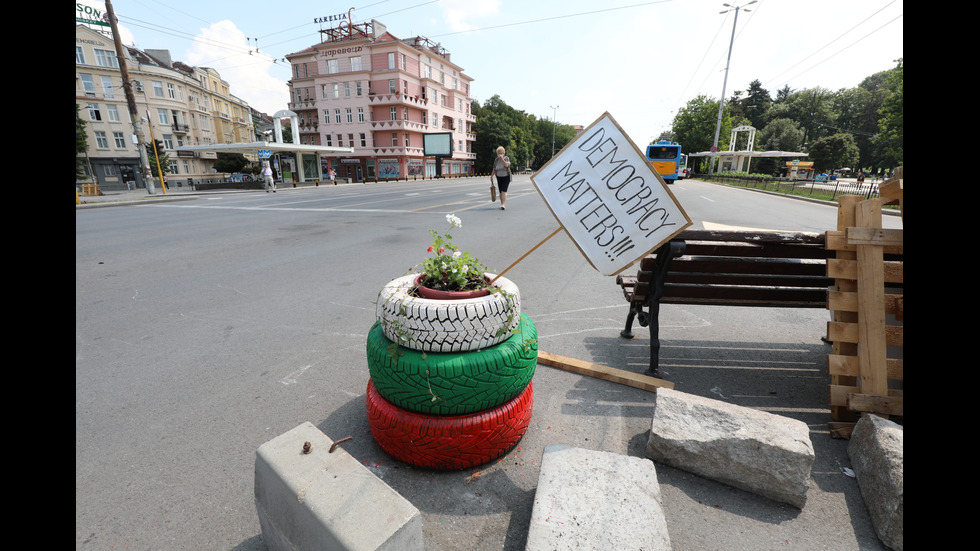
[80,0,903,149]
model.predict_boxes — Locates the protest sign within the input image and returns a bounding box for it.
[531,112,691,276]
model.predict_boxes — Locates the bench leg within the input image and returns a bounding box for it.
[646,300,662,377]
[621,306,638,339]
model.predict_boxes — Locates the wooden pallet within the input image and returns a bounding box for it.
[825,168,903,438]
[81,183,104,196]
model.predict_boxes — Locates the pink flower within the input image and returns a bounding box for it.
[439,247,445,254]
[427,246,434,252]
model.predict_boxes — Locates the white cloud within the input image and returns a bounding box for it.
[184,20,289,115]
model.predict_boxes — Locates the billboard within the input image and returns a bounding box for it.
[423,133,453,156]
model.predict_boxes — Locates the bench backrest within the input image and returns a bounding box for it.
[636,230,833,308]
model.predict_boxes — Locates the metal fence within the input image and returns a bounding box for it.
[693,173,880,201]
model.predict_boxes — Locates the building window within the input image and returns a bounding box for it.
[80,74,96,96]
[387,52,395,70]
[390,107,397,121]
[168,83,176,99]
[87,103,102,121]
[360,133,367,147]
[113,132,126,148]
[325,134,332,146]
[153,81,164,97]
[344,82,350,97]
[100,76,114,98]
[350,56,362,71]
[107,104,121,122]
[403,107,409,120]
[337,134,344,147]
[323,110,330,124]
[76,46,86,64]
[357,107,364,122]
[157,109,169,125]
[163,135,174,149]
[334,109,342,124]
[327,59,339,74]
[333,83,340,99]
[348,134,354,147]
[391,132,398,146]
[95,131,108,149]
[94,49,118,68]
[355,81,363,96]
[388,79,396,94]
[404,133,410,147]
[346,108,353,123]
[401,54,406,70]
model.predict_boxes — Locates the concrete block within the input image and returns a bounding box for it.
[526,445,671,550]
[848,414,903,551]
[645,388,814,508]
[254,421,422,551]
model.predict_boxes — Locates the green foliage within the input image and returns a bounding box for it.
[213,152,249,174]
[76,104,89,180]
[418,214,489,292]
[807,133,860,172]
[877,58,903,165]
[672,95,729,153]
[473,95,575,172]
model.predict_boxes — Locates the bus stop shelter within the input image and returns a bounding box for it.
[688,150,808,174]
[174,141,354,184]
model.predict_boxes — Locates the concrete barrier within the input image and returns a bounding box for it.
[848,415,903,550]
[254,421,422,551]
[526,445,671,550]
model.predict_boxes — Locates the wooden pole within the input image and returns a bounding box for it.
[488,227,562,285]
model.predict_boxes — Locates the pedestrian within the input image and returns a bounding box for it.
[856,171,865,187]
[262,161,276,192]
[490,146,512,210]
[329,168,337,185]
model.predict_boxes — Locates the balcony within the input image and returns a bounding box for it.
[173,123,190,133]
[367,93,430,107]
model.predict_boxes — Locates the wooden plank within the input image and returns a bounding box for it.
[856,199,889,402]
[537,351,674,392]
[827,291,903,315]
[846,227,904,248]
[828,422,856,439]
[827,258,904,284]
[828,384,903,407]
[827,354,903,380]
[829,196,860,422]
[847,393,904,416]
[825,231,904,254]
[826,321,902,346]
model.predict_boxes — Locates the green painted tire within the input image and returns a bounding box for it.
[366,312,538,415]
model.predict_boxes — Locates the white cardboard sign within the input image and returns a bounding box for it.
[531,112,692,276]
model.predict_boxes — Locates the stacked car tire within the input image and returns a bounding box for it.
[366,274,536,470]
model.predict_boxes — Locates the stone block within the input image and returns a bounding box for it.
[848,414,903,551]
[254,421,422,551]
[645,388,814,508]
[526,445,671,550]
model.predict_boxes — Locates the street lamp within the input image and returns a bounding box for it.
[550,105,559,157]
[709,0,756,175]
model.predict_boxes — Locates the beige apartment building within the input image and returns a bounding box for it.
[75,25,256,190]
[285,20,476,181]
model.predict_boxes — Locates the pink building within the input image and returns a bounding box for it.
[286,20,476,181]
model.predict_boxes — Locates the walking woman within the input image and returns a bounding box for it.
[491,146,512,210]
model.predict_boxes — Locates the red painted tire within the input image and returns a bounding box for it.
[366,379,533,470]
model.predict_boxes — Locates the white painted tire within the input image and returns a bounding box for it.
[376,273,521,353]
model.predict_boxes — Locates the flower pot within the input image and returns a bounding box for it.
[414,274,490,299]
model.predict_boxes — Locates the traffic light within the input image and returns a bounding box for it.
[153,139,165,152]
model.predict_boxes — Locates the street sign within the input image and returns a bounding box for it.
[531,112,691,276]
[258,149,272,159]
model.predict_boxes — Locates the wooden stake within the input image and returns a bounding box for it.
[538,351,674,392]
[489,227,563,285]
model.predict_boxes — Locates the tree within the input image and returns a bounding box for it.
[213,152,249,174]
[76,104,89,180]
[876,58,903,166]
[673,95,730,155]
[755,118,804,175]
[807,133,859,172]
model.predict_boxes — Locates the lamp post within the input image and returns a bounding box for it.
[550,105,559,157]
[709,0,756,175]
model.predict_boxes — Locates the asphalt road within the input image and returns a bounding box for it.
[76,176,901,550]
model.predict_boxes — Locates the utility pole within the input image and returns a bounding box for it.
[709,1,756,175]
[104,0,155,193]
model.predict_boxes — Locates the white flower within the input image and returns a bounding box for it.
[446,214,462,228]
[452,250,462,258]
[461,265,469,272]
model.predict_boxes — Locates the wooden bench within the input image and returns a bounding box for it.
[616,229,834,376]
